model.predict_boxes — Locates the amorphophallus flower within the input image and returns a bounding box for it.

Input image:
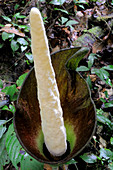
[30,7,67,156]
[14,7,96,165]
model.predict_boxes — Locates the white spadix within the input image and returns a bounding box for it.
[30,7,67,156]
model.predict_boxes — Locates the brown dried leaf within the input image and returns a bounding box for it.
[0,25,25,37]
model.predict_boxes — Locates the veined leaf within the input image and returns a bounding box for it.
[21,153,44,170]
[100,148,113,160]
[6,124,24,169]
[80,153,97,163]
[97,114,113,129]
[0,164,3,170]
[0,134,10,166]
[11,39,19,52]
[0,125,6,139]
[103,65,113,71]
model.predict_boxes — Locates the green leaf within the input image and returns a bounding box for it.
[21,153,44,170]
[17,38,28,46]
[2,16,11,22]
[21,45,27,52]
[50,0,66,5]
[110,137,113,145]
[0,79,3,89]
[0,164,3,170]
[104,91,109,98]
[2,105,16,114]
[76,66,89,71]
[100,148,113,160]
[0,134,10,166]
[6,124,24,169]
[2,32,15,41]
[66,20,79,27]
[100,98,106,103]
[80,153,97,163]
[86,75,92,89]
[11,39,19,52]
[108,162,113,170]
[65,158,77,165]
[13,13,26,19]
[1,84,18,101]
[0,119,12,126]
[19,25,30,32]
[97,114,113,129]
[25,53,33,63]
[0,43,4,48]
[0,148,10,166]
[103,65,113,71]
[54,8,68,14]
[0,120,8,126]
[91,68,112,86]
[61,17,68,25]
[16,73,28,87]
[0,126,6,139]
[88,53,96,69]
[104,102,113,108]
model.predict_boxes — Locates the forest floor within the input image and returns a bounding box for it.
[0,0,113,170]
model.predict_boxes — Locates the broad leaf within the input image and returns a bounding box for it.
[103,65,113,71]
[6,124,24,169]
[100,148,113,160]
[25,53,33,63]
[108,162,113,170]
[97,114,113,129]
[76,66,89,71]
[2,84,18,101]
[16,73,28,87]
[0,134,10,166]
[50,0,66,5]
[17,38,28,46]
[0,164,3,170]
[11,39,19,52]
[66,20,79,27]
[80,153,97,163]
[2,105,16,114]
[2,16,11,22]
[21,153,44,170]
[65,158,77,165]
[2,32,14,41]
[0,125,6,139]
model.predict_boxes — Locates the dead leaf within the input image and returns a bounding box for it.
[0,24,25,37]
[90,75,97,82]
[51,45,60,53]
[44,164,52,170]
[99,136,107,148]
